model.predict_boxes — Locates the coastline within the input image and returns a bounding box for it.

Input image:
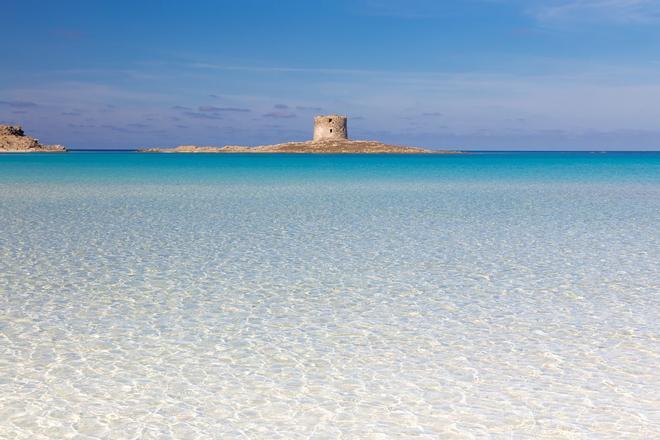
[138,140,462,154]
[0,148,67,153]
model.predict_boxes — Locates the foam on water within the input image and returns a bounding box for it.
[1,153,659,438]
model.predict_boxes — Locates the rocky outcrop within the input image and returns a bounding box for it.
[0,125,67,152]
[138,114,461,154]
[139,140,458,154]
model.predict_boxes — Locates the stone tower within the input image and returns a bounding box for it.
[313,115,348,142]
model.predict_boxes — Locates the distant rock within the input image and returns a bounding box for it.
[0,125,67,152]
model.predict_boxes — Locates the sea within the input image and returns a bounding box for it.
[1,151,659,439]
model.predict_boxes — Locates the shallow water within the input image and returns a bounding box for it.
[1,152,659,439]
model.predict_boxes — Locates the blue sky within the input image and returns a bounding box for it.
[1,0,660,150]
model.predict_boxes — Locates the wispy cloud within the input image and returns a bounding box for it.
[360,0,660,24]
[528,0,660,24]
[183,111,223,120]
[51,29,86,40]
[198,105,251,112]
[101,124,133,133]
[189,63,386,76]
[0,100,38,108]
[263,111,297,119]
[296,106,324,112]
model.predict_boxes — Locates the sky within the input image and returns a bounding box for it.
[1,0,660,150]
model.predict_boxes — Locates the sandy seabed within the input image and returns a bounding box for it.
[1,153,659,439]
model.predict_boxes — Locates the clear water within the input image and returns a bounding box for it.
[1,152,659,439]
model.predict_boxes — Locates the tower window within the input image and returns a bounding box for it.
[330,129,333,133]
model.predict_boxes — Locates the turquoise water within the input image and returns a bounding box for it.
[1,152,659,438]
[2,152,660,184]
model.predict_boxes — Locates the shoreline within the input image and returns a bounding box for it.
[0,149,68,153]
[138,140,462,154]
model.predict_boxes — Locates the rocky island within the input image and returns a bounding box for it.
[0,125,67,153]
[139,115,459,154]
